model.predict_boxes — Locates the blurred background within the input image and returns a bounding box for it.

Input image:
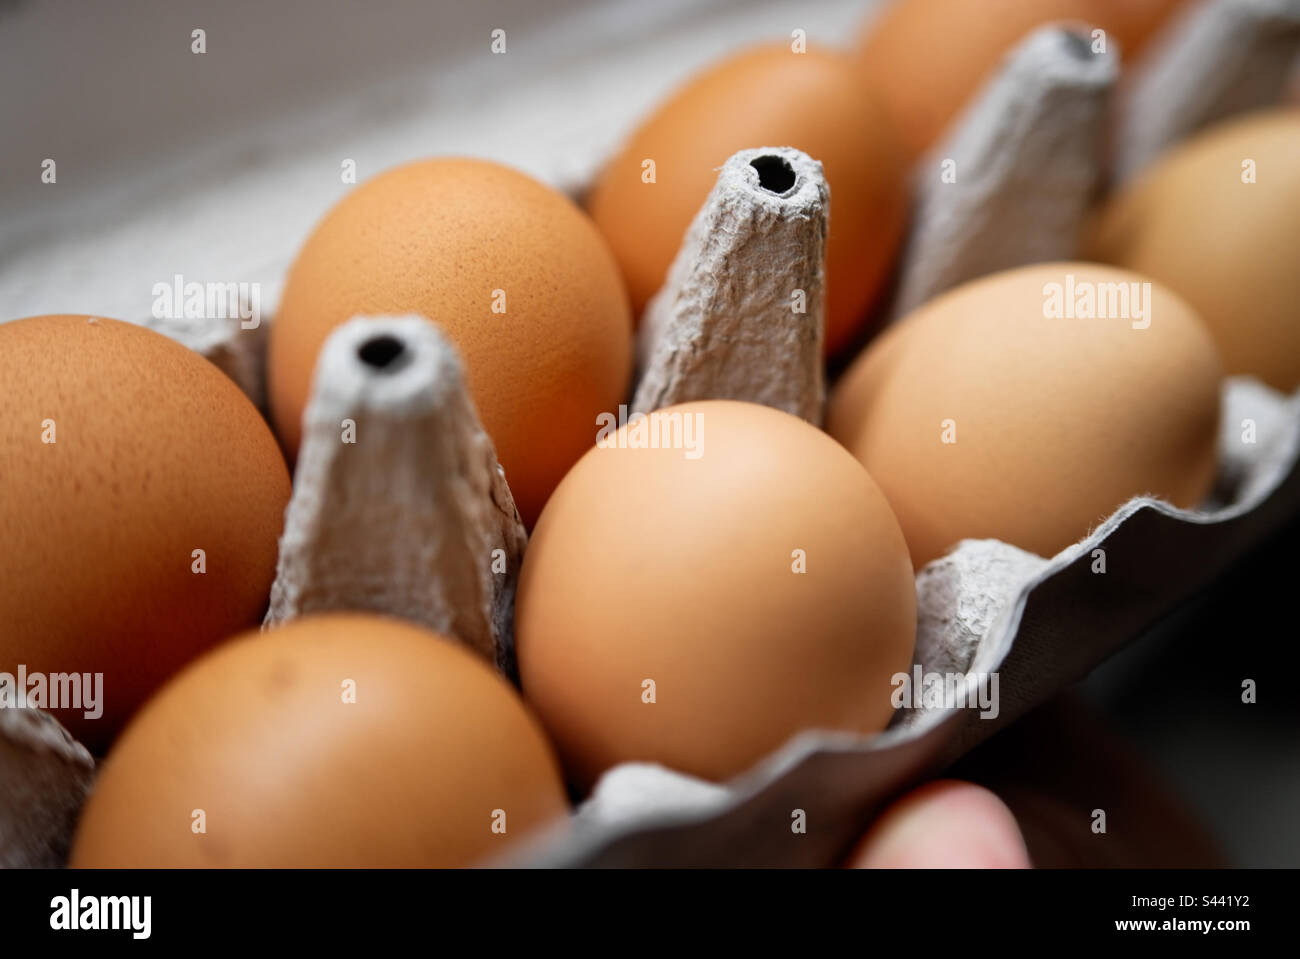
[1,0,1295,866]
[0,0,871,320]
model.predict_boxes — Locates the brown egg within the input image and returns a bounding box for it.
[71,614,569,867]
[827,264,1222,569]
[0,315,289,750]
[856,0,1187,160]
[515,400,916,788]
[1084,109,1300,390]
[586,44,907,356]
[268,157,632,526]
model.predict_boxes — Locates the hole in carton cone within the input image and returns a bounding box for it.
[357,335,408,372]
[1060,29,1093,60]
[750,155,797,195]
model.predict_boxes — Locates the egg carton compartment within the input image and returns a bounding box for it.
[513,376,1300,866]
[3,0,1300,868]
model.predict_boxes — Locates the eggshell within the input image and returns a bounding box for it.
[268,157,633,526]
[1084,109,1300,390]
[0,315,290,750]
[827,264,1223,569]
[586,44,907,356]
[70,614,569,867]
[856,0,1187,160]
[515,400,916,787]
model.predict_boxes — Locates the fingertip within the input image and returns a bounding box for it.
[848,779,1031,869]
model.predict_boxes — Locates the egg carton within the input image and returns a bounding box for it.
[512,376,1300,867]
[4,0,1300,868]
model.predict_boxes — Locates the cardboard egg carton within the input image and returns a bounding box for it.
[4,0,1300,868]
[516,377,1300,866]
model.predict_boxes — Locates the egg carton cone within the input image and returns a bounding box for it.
[8,4,1300,870]
[1116,0,1300,182]
[262,315,527,676]
[889,25,1117,320]
[0,707,94,868]
[633,146,828,425]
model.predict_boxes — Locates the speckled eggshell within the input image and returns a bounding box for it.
[267,157,633,526]
[70,614,570,867]
[0,315,290,751]
[515,400,917,788]
[1084,109,1300,391]
[856,0,1188,160]
[827,263,1223,569]
[586,44,908,356]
